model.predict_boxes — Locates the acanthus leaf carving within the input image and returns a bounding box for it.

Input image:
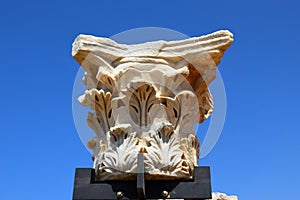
[116,82,161,131]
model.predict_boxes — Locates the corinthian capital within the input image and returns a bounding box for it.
[72,30,233,180]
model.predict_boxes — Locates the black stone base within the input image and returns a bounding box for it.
[72,167,212,200]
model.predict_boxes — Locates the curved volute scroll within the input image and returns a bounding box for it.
[72,30,233,180]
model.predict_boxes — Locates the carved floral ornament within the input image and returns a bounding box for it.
[72,30,233,180]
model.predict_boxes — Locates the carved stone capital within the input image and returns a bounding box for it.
[72,30,233,180]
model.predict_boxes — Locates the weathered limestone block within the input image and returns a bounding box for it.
[210,192,238,200]
[72,30,233,180]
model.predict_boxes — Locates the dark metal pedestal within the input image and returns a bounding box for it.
[72,166,212,200]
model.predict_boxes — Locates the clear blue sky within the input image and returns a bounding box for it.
[1,1,299,199]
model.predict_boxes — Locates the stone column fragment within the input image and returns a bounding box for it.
[72,30,233,180]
